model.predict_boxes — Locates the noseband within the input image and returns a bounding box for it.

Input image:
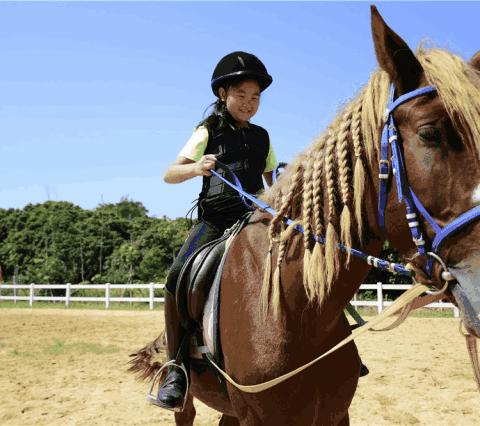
[379,84,480,282]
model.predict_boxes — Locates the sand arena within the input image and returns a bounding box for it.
[0,308,478,425]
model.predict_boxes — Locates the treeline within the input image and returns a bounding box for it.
[0,199,407,285]
[0,199,190,284]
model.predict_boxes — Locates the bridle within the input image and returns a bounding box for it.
[378,84,480,286]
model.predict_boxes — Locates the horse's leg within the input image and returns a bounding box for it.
[174,392,196,426]
[337,411,349,426]
[219,414,240,426]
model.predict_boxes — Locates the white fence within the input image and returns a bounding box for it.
[0,282,459,316]
[0,283,165,310]
[352,283,459,317]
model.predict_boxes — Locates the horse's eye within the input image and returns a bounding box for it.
[418,126,441,144]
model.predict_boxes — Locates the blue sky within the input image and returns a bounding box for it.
[2,1,479,219]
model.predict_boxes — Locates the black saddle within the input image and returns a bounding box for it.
[176,214,252,336]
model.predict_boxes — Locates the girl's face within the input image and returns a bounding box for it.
[218,79,261,126]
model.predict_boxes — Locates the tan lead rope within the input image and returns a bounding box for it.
[460,320,480,391]
[466,335,480,391]
[208,283,429,393]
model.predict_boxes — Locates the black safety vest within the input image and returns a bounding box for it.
[198,121,270,228]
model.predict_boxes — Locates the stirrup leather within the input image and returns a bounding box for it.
[147,360,190,412]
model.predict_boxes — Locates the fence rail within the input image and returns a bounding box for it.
[0,283,165,310]
[0,282,459,316]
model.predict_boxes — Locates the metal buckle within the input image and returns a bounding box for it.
[378,159,390,180]
[383,108,391,123]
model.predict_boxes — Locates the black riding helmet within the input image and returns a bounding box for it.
[211,51,273,96]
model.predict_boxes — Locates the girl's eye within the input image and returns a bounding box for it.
[418,126,441,144]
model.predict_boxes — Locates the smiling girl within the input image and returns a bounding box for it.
[154,52,277,411]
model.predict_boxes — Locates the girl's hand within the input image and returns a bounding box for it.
[195,154,217,176]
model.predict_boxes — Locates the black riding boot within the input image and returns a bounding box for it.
[360,361,370,377]
[152,290,188,411]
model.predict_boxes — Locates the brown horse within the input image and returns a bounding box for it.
[131,6,480,425]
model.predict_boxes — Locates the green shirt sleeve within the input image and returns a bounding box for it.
[264,142,277,173]
[178,126,209,161]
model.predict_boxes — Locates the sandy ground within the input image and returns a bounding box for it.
[0,308,478,426]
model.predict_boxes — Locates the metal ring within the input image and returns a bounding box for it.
[426,252,454,296]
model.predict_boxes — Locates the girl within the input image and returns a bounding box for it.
[154,51,277,411]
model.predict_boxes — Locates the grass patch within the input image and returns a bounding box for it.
[352,307,457,319]
[71,341,120,355]
[43,339,120,355]
[9,348,34,357]
[43,339,67,355]
[0,301,163,311]
[0,302,455,318]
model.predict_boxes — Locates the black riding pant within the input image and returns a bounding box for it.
[165,221,225,294]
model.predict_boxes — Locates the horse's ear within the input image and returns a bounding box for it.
[370,5,424,95]
[469,51,480,71]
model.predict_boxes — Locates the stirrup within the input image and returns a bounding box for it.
[147,360,190,412]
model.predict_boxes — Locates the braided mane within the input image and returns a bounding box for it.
[260,47,480,315]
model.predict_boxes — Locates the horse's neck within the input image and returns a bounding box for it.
[280,231,383,336]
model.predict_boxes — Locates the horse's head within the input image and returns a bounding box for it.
[371,6,480,337]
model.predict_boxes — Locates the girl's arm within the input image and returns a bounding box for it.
[163,154,216,184]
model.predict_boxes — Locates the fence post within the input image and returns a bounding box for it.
[453,306,460,318]
[377,281,383,313]
[29,283,35,307]
[65,283,71,307]
[105,283,110,309]
[149,283,154,310]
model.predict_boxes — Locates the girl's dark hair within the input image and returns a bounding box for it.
[198,98,228,131]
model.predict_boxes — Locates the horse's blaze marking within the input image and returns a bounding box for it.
[472,184,480,205]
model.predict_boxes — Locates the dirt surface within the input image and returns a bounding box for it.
[0,308,478,425]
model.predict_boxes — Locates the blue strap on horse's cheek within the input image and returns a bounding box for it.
[432,205,480,254]
[390,138,407,203]
[378,120,392,230]
[405,202,427,256]
[409,189,441,235]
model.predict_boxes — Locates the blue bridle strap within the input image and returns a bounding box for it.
[426,205,480,273]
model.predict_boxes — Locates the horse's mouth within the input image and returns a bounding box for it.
[448,258,480,338]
